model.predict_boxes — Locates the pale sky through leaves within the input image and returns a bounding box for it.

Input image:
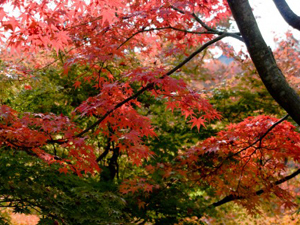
[2,0,299,56]
[223,0,300,54]
[251,0,300,43]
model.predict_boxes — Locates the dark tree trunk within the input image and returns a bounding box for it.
[227,0,300,126]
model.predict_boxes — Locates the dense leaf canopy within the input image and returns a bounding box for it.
[0,0,300,224]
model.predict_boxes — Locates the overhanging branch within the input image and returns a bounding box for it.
[234,114,289,156]
[171,5,244,42]
[273,0,300,31]
[210,114,289,172]
[211,167,300,207]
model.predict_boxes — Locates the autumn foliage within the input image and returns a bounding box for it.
[0,0,300,224]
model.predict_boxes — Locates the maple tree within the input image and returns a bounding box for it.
[1,0,300,224]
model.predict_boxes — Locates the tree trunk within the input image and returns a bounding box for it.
[227,0,300,126]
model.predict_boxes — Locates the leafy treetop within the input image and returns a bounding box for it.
[1,0,300,223]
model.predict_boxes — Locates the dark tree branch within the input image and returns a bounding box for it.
[273,0,300,31]
[142,26,214,35]
[25,7,244,153]
[202,114,289,176]
[119,5,244,50]
[108,146,120,180]
[43,33,231,143]
[234,114,289,156]
[96,137,111,162]
[117,27,212,49]
[227,0,300,127]
[5,140,77,172]
[76,33,228,137]
[75,83,154,138]
[192,12,215,32]
[5,140,40,157]
[118,25,243,50]
[211,167,300,207]
[172,6,217,34]
[171,5,244,42]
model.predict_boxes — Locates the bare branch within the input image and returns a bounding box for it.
[273,0,300,31]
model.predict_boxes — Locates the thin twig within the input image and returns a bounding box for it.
[235,114,289,156]
[211,114,289,172]
[171,5,244,42]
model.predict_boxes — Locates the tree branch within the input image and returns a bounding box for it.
[211,167,300,207]
[170,5,244,42]
[273,0,300,31]
[117,27,211,49]
[203,114,289,175]
[118,25,243,50]
[96,137,111,162]
[76,33,228,137]
[119,5,244,50]
[234,114,289,156]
